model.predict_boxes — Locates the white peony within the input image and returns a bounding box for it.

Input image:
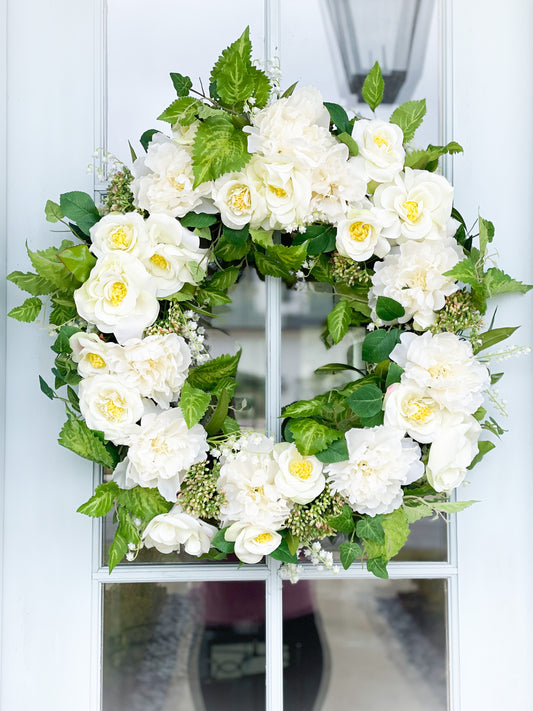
[78,374,146,444]
[336,206,390,262]
[142,505,217,555]
[273,442,325,504]
[325,426,423,516]
[211,171,267,230]
[389,331,490,415]
[89,212,151,260]
[351,119,405,183]
[114,407,208,501]
[69,331,127,378]
[369,238,462,329]
[74,252,159,344]
[225,521,282,564]
[373,168,454,243]
[426,416,481,491]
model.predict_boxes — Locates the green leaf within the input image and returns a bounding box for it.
[443,255,480,287]
[209,266,241,291]
[281,82,298,98]
[27,239,79,292]
[7,270,55,296]
[170,72,193,97]
[45,199,64,223]
[192,114,251,188]
[467,441,495,469]
[266,243,307,271]
[363,508,410,560]
[179,382,211,427]
[205,387,231,436]
[375,296,405,321]
[385,362,404,388]
[336,131,359,156]
[327,504,355,534]
[290,418,342,456]
[128,141,137,163]
[315,437,350,464]
[58,244,96,282]
[187,350,241,391]
[286,531,300,557]
[157,96,200,125]
[215,234,250,261]
[356,515,385,544]
[292,224,337,255]
[210,27,254,110]
[223,224,249,246]
[484,268,532,297]
[324,102,351,134]
[362,329,402,363]
[59,191,100,234]
[473,326,518,354]
[404,141,464,170]
[49,295,77,326]
[212,527,235,554]
[432,500,478,513]
[140,129,160,151]
[346,383,383,418]
[8,296,42,322]
[389,99,426,143]
[248,66,272,109]
[58,418,118,468]
[367,556,389,579]
[403,502,434,524]
[250,228,274,248]
[222,416,240,435]
[270,535,298,564]
[50,324,80,355]
[339,540,362,570]
[362,61,384,111]
[180,212,218,228]
[254,251,292,280]
[478,216,494,257]
[39,375,55,400]
[77,482,119,518]
[108,509,140,572]
[282,399,324,418]
[117,486,173,520]
[327,300,352,345]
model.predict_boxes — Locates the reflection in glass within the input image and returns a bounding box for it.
[283,578,448,711]
[103,581,266,711]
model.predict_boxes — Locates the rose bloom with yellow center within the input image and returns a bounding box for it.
[224,521,282,564]
[273,442,325,505]
[336,207,390,262]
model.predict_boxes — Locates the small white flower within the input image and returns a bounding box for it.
[351,119,405,183]
[143,505,217,556]
[225,521,282,564]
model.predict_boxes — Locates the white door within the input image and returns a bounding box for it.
[1,1,532,709]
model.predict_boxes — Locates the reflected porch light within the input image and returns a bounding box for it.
[324,0,436,104]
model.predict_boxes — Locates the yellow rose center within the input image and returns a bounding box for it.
[403,200,420,222]
[88,353,106,369]
[250,485,265,497]
[373,135,389,149]
[269,185,287,198]
[428,364,450,378]
[229,185,251,212]
[110,226,132,249]
[169,177,185,191]
[289,460,314,480]
[407,270,427,289]
[150,436,169,455]
[150,253,169,270]
[349,221,371,242]
[254,532,273,545]
[358,461,376,477]
[410,402,433,422]
[110,281,128,306]
[104,399,125,421]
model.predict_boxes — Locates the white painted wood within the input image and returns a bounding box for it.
[452,1,533,709]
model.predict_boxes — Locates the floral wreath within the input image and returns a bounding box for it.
[8,29,531,577]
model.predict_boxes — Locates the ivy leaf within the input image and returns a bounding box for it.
[77,482,119,518]
[140,129,160,151]
[327,504,355,534]
[108,509,140,572]
[7,270,55,296]
[187,350,241,391]
[59,191,100,234]
[210,27,254,110]
[58,418,118,468]
[58,244,96,283]
[179,382,211,427]
[324,102,352,134]
[356,515,385,544]
[117,486,173,520]
[45,200,64,223]
[192,114,251,188]
[375,296,405,321]
[483,268,532,297]
[362,329,402,363]
[432,500,478,513]
[389,99,426,143]
[473,326,518,354]
[346,383,383,418]
[290,418,342,456]
[327,300,352,344]
[367,556,389,579]
[212,526,235,554]
[315,437,349,464]
[8,296,42,322]
[363,508,410,560]
[157,96,201,125]
[362,61,384,111]
[339,540,362,570]
[170,72,192,97]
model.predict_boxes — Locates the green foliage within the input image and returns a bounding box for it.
[403,502,434,524]
[211,526,235,554]
[108,508,141,572]
[140,129,160,151]
[187,350,241,391]
[117,486,173,520]
[405,141,463,170]
[205,387,231,436]
[356,515,385,544]
[367,556,389,579]
[179,382,211,427]
[478,216,494,257]
[375,296,405,321]
[58,418,118,468]
[223,224,249,246]
[270,534,298,564]
[8,296,42,322]
[59,191,100,234]
[363,508,410,560]
[77,482,119,518]
[292,224,337,255]
[290,418,342,456]
[327,300,353,344]
[158,96,201,125]
[27,239,80,292]
[385,362,404,388]
[58,244,96,282]
[432,500,477,513]
[362,62,384,111]
[192,114,251,188]
[170,72,192,97]
[45,200,64,223]
[389,99,426,143]
[468,440,496,468]
[324,102,352,134]
[7,270,55,296]
[315,437,349,463]
[327,504,355,534]
[339,540,362,570]
[473,326,518,354]
[362,328,402,363]
[336,131,359,156]
[39,375,55,400]
[346,383,384,418]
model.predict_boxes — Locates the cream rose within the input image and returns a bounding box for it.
[426,417,481,491]
[351,119,405,183]
[142,505,217,555]
[211,171,267,230]
[69,331,127,378]
[273,442,325,504]
[89,212,151,260]
[225,521,282,564]
[336,207,390,262]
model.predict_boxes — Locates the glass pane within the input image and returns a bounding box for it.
[283,578,448,710]
[103,581,266,710]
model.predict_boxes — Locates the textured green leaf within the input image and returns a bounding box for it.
[314,362,361,375]
[157,97,201,125]
[324,102,351,134]
[389,99,426,143]
[362,329,402,363]
[432,500,478,513]
[222,416,240,435]
[356,515,385,544]
[208,266,241,291]
[205,387,231,436]
[315,437,350,464]
[385,362,404,388]
[327,300,352,345]
[404,141,463,170]
[375,296,405,321]
[50,325,80,355]
[346,383,383,418]
[248,65,271,108]
[58,418,117,468]
[250,228,274,248]
[484,268,532,297]
[290,418,341,456]
[117,486,173,520]
[170,72,193,97]
[467,441,496,469]
[364,508,410,560]
[403,502,434,524]
[223,224,249,246]
[254,251,292,280]
[49,296,77,326]
[108,509,140,572]
[214,234,250,261]
[192,114,251,188]
[58,244,96,282]
[292,224,337,255]
[45,199,64,223]
[187,350,241,391]
[59,191,100,234]
[77,482,119,518]
[367,556,389,579]
[179,382,211,427]
[270,536,298,564]
[478,216,495,257]
[27,239,79,292]
[266,243,307,271]
[327,504,355,534]
[282,399,324,418]
[444,255,480,287]
[339,540,362,570]
[7,270,55,296]
[8,296,42,322]
[362,62,384,111]
[473,326,518,354]
[210,27,254,109]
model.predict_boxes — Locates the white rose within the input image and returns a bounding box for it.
[390,331,490,414]
[121,333,191,408]
[211,171,267,230]
[325,426,423,516]
[69,331,128,377]
[74,252,159,344]
[336,207,390,262]
[369,238,462,329]
[89,212,151,260]
[142,505,217,556]
[225,521,282,564]
[426,416,481,491]
[373,168,454,243]
[351,119,405,183]
[78,374,146,444]
[273,442,325,504]
[116,407,208,501]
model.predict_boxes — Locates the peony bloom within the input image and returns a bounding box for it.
[336,206,390,262]
[351,119,405,183]
[325,426,423,516]
[113,407,208,501]
[142,505,217,555]
[89,212,151,260]
[373,168,454,243]
[389,331,490,415]
[369,237,462,329]
[273,442,325,504]
[74,252,159,344]
[78,374,146,444]
[225,521,282,564]
[69,331,127,378]
[426,416,481,491]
